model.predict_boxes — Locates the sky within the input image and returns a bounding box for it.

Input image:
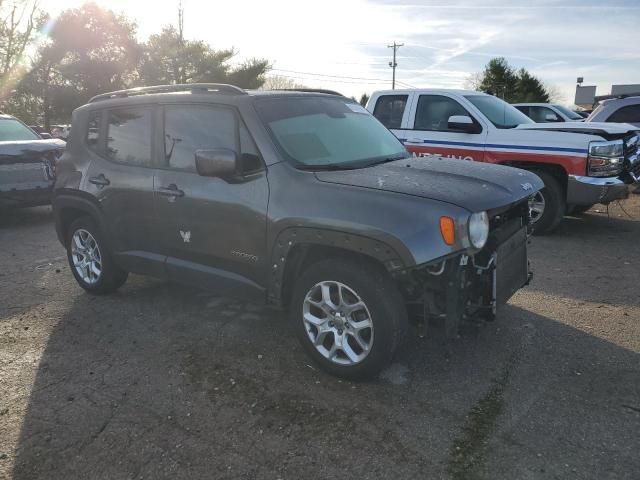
[46,0,640,105]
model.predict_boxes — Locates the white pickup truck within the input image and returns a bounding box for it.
[367,89,639,233]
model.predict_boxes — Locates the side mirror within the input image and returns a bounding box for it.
[448,115,480,133]
[39,132,52,139]
[195,148,238,178]
[545,113,560,122]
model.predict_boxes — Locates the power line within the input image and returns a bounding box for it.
[270,68,396,83]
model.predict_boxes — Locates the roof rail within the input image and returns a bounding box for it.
[274,88,344,96]
[89,83,247,103]
[594,92,640,102]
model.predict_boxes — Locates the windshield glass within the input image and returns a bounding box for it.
[255,96,408,169]
[553,104,583,120]
[465,95,533,128]
[0,118,40,141]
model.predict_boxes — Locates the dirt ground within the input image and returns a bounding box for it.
[1,196,639,480]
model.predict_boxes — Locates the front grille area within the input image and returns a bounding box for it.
[486,199,529,251]
[624,133,640,178]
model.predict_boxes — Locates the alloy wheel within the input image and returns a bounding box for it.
[302,281,374,366]
[528,191,546,224]
[70,229,102,285]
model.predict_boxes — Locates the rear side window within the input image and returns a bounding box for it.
[607,105,640,123]
[414,95,471,131]
[86,111,101,153]
[106,107,152,167]
[373,95,407,129]
[528,106,561,123]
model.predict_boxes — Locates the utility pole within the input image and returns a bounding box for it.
[387,41,404,90]
[177,0,184,84]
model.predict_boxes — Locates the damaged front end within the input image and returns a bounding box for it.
[400,199,532,337]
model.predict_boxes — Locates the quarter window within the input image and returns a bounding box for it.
[607,105,640,123]
[106,108,152,167]
[414,95,473,131]
[373,95,407,129]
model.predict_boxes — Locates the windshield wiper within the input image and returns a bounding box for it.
[358,154,410,168]
[297,164,361,171]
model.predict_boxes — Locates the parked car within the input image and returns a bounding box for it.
[513,103,585,123]
[51,124,71,141]
[53,83,543,379]
[586,94,640,128]
[28,125,53,139]
[573,110,590,119]
[0,113,65,208]
[367,89,639,233]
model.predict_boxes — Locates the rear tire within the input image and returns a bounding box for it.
[66,216,128,294]
[290,258,407,380]
[568,204,593,215]
[530,171,565,235]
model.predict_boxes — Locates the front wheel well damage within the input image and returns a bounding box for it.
[270,229,406,308]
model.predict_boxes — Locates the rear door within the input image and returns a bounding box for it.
[403,94,487,162]
[153,103,269,299]
[83,105,165,276]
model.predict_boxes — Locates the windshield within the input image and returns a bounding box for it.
[553,104,583,120]
[465,95,533,128]
[255,96,408,169]
[0,118,40,141]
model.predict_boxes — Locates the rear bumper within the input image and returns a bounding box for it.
[566,174,635,206]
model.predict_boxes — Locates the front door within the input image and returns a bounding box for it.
[404,94,487,162]
[153,103,269,299]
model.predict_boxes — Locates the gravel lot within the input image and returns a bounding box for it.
[1,197,639,480]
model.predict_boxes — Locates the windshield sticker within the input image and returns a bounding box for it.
[345,103,369,114]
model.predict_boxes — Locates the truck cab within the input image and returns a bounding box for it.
[367,89,639,233]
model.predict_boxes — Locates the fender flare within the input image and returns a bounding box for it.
[53,191,107,244]
[267,226,410,305]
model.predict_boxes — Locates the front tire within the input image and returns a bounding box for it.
[66,216,128,294]
[290,258,407,380]
[529,171,565,235]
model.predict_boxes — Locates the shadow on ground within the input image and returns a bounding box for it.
[10,277,640,480]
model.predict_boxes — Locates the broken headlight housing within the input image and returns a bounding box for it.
[588,139,624,177]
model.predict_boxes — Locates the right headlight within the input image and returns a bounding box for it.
[468,211,489,249]
[588,140,624,177]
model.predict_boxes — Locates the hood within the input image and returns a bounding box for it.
[315,156,543,212]
[0,139,66,165]
[516,121,638,137]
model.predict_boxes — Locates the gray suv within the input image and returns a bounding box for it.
[53,84,543,379]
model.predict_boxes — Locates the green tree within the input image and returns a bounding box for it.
[138,26,269,88]
[475,57,552,103]
[359,93,369,107]
[478,57,518,102]
[16,2,140,127]
[514,68,550,103]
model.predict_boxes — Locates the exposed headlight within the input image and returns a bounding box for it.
[588,140,624,177]
[468,211,489,249]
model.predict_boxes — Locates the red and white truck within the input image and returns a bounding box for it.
[367,89,639,233]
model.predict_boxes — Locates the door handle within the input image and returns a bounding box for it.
[88,174,110,187]
[158,184,185,198]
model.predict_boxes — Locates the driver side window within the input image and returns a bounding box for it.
[413,95,474,131]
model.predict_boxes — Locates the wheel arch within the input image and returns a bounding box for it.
[269,228,408,307]
[54,191,107,245]
[499,161,569,192]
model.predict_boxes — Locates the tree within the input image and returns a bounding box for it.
[514,68,550,103]
[359,93,369,107]
[473,57,553,103]
[0,1,45,115]
[17,2,141,127]
[260,74,306,90]
[138,26,269,89]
